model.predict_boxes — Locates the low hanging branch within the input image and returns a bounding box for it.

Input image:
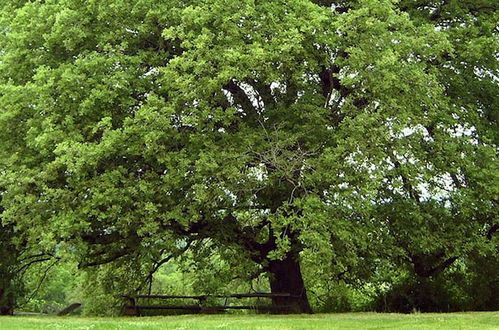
[136,239,194,292]
[22,258,61,306]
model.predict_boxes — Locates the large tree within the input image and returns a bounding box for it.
[1,0,496,313]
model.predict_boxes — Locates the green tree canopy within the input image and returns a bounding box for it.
[1,0,497,313]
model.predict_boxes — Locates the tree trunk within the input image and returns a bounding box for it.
[0,286,15,315]
[268,252,312,314]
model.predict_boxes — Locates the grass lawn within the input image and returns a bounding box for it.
[0,312,498,330]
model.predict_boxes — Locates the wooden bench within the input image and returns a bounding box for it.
[57,303,82,316]
[122,293,299,316]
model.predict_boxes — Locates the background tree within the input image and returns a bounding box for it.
[0,197,60,315]
[367,0,499,311]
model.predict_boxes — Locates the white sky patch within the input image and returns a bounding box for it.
[446,123,478,145]
[238,81,265,112]
[270,81,286,95]
[143,67,159,77]
[222,89,234,104]
[474,66,499,82]
[125,28,139,35]
[247,163,267,182]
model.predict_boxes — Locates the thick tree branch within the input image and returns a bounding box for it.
[487,224,499,240]
[80,247,135,268]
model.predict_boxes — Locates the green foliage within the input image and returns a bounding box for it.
[372,250,499,313]
[20,261,80,314]
[79,257,150,316]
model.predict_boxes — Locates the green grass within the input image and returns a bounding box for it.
[0,312,498,330]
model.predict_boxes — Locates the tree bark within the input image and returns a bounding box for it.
[0,286,15,315]
[268,252,312,314]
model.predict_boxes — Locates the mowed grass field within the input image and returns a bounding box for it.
[0,312,498,330]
